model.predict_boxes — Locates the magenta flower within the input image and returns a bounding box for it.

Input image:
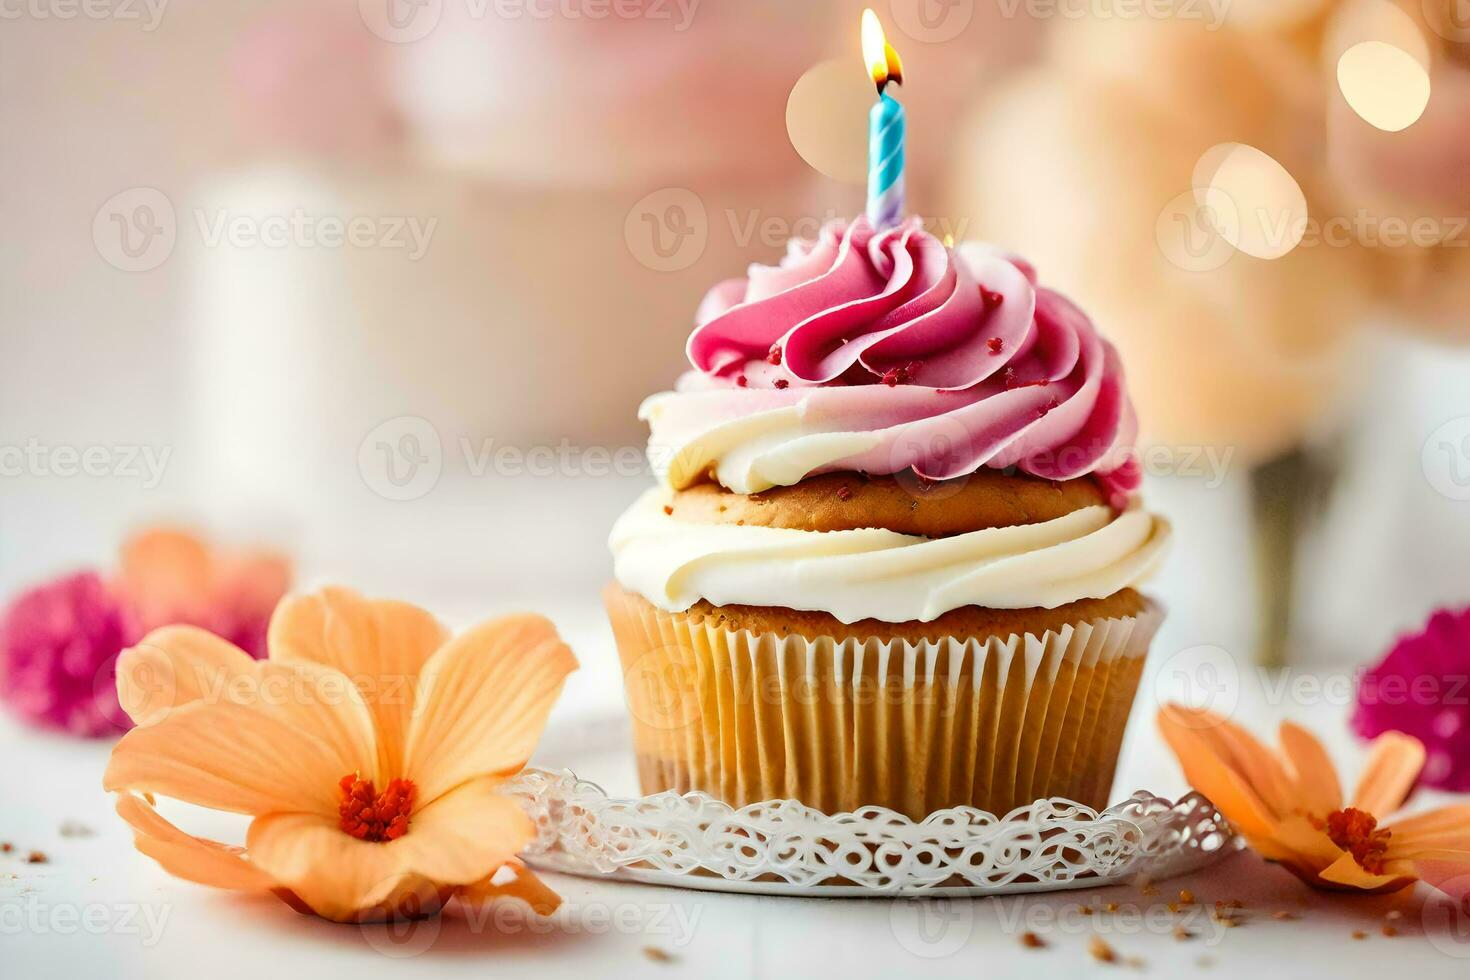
[1353,606,1470,792]
[0,571,139,737]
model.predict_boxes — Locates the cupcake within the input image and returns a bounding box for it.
[606,217,1170,819]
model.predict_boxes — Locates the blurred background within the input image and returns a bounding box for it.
[3,0,1470,720]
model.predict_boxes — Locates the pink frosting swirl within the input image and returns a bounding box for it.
[673,217,1141,500]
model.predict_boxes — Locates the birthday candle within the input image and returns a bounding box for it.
[862,9,905,230]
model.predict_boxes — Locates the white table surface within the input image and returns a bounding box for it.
[8,590,1470,980]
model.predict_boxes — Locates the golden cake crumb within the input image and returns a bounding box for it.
[1178,888,1195,905]
[1088,936,1118,963]
[1352,930,1368,940]
[1020,931,1047,949]
[643,947,675,963]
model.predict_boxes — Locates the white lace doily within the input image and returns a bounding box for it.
[507,768,1239,897]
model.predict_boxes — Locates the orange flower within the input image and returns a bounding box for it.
[1159,706,1470,899]
[103,587,577,923]
[118,526,292,656]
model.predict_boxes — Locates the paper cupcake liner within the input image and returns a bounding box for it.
[605,586,1163,820]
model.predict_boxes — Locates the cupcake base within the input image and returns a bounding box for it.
[605,585,1162,820]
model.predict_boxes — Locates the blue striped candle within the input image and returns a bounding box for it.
[861,9,905,229]
[866,91,905,230]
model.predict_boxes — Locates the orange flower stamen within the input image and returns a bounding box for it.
[338,773,414,843]
[1312,807,1392,874]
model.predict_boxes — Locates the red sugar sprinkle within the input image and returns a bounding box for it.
[1003,367,1019,389]
[981,286,1004,311]
[766,346,783,366]
[987,337,1004,355]
[774,379,790,390]
[881,361,922,387]
[736,374,748,388]
[836,485,853,502]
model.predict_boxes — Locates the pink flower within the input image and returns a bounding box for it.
[0,528,292,738]
[1353,606,1470,791]
[0,572,138,737]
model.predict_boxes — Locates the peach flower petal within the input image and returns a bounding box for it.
[247,782,531,923]
[385,779,532,885]
[1157,707,1280,840]
[1319,851,1414,892]
[1274,814,1348,868]
[115,793,275,892]
[1197,715,1298,819]
[116,626,259,727]
[246,811,433,922]
[403,615,577,805]
[105,661,377,816]
[1403,856,1470,901]
[1351,732,1426,818]
[119,528,212,621]
[460,859,562,916]
[1384,806,1470,851]
[269,587,448,778]
[1278,721,1343,815]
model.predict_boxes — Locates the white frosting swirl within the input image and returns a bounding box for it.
[609,489,1171,624]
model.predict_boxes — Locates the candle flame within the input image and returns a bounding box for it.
[862,9,903,95]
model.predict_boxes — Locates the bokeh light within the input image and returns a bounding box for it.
[1193,143,1308,260]
[1336,40,1432,133]
[785,58,872,184]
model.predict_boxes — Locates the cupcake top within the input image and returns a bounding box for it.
[644,216,1142,506]
[615,216,1169,622]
